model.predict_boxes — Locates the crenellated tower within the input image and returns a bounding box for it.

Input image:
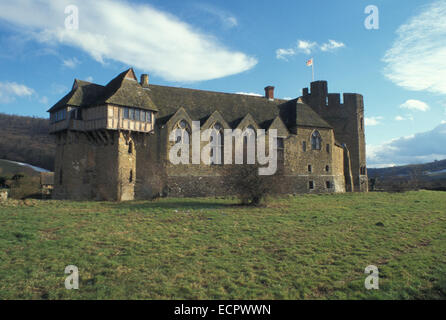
[302,81,368,192]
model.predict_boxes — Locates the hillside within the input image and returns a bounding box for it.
[0,159,43,177]
[368,159,446,191]
[368,159,446,178]
[0,113,55,171]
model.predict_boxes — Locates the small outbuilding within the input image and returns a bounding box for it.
[40,172,54,197]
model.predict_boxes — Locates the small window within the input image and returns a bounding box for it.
[129,170,133,183]
[326,144,330,153]
[309,181,314,190]
[311,131,322,150]
[277,138,285,162]
[326,181,331,189]
[146,111,152,123]
[141,111,146,122]
[135,109,140,121]
[302,141,307,152]
[123,108,129,119]
[326,165,330,172]
[326,96,329,106]
[129,108,135,120]
[308,165,312,173]
[128,141,133,154]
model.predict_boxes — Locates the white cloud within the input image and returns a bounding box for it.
[400,99,430,111]
[39,96,49,104]
[51,83,69,95]
[297,40,318,54]
[0,0,256,82]
[276,39,345,61]
[367,123,446,167]
[276,48,295,61]
[63,57,80,69]
[441,120,446,124]
[383,0,446,94]
[365,116,383,126]
[85,76,94,82]
[395,114,414,121]
[236,92,263,97]
[320,40,345,52]
[0,82,34,103]
[193,4,238,29]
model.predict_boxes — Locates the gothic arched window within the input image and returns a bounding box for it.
[311,130,322,150]
[242,125,256,164]
[210,123,224,165]
[174,120,190,145]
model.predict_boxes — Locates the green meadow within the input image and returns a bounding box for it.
[0,191,445,300]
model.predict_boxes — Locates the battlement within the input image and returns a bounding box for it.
[302,81,363,113]
[302,80,367,192]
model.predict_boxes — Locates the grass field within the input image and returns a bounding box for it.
[1,191,445,300]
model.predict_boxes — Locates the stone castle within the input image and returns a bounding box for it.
[48,68,368,201]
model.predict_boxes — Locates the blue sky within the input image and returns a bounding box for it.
[0,0,445,167]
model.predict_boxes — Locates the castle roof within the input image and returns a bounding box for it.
[48,69,332,130]
[143,84,331,129]
[48,69,158,112]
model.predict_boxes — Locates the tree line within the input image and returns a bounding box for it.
[0,113,55,171]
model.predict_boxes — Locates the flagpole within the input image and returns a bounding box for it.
[312,58,314,82]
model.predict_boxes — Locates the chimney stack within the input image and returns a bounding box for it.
[264,86,275,100]
[140,74,149,87]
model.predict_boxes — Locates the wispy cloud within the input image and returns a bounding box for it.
[194,4,238,29]
[367,123,446,167]
[383,0,446,95]
[39,96,49,105]
[0,82,34,103]
[395,114,414,121]
[365,116,383,126]
[297,40,318,54]
[236,92,263,97]
[0,0,256,82]
[320,40,345,52]
[400,99,430,112]
[276,39,345,61]
[276,48,296,61]
[63,57,80,69]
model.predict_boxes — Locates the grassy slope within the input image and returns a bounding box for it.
[0,159,41,177]
[0,191,445,300]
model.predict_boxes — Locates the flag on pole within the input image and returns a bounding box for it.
[306,58,315,81]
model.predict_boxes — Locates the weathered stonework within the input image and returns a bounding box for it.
[48,69,367,201]
[0,190,8,202]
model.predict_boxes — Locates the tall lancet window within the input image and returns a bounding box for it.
[174,120,190,144]
[311,130,322,150]
[209,123,224,165]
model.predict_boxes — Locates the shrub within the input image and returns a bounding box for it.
[223,164,284,206]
